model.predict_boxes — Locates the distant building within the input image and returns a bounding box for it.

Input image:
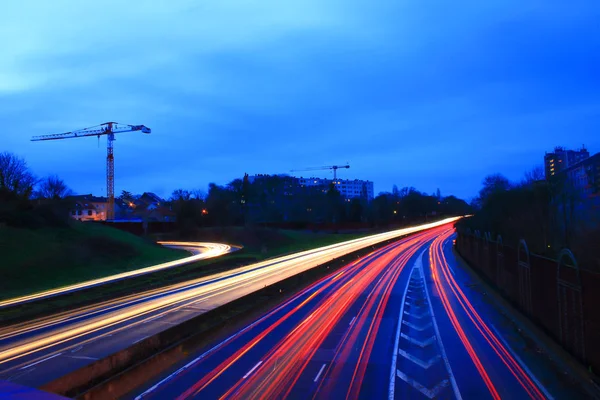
[68,192,175,222]
[247,174,375,201]
[544,146,589,179]
[563,152,600,201]
[137,192,163,209]
[551,151,600,233]
[68,194,109,221]
[297,177,374,201]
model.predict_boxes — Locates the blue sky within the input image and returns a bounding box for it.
[1,1,599,200]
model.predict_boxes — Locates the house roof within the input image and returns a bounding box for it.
[140,192,164,204]
[68,194,107,203]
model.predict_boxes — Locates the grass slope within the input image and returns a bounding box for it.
[0,222,186,300]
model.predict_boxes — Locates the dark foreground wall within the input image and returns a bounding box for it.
[455,228,600,376]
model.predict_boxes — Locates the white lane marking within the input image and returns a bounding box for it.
[420,250,462,400]
[133,336,149,344]
[397,349,440,369]
[143,315,164,324]
[402,320,432,331]
[388,254,414,400]
[404,310,429,319]
[314,363,327,382]
[489,324,554,400]
[67,355,98,361]
[401,333,436,348]
[133,279,334,399]
[19,353,62,370]
[349,316,356,326]
[448,263,456,275]
[243,361,263,379]
[70,346,83,353]
[397,370,450,399]
[7,367,35,381]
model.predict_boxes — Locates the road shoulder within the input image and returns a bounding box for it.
[451,243,600,399]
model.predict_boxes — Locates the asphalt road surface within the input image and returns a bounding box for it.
[0,218,458,389]
[131,226,581,400]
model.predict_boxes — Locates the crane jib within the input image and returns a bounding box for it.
[30,122,151,220]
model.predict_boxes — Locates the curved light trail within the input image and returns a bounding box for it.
[131,223,554,400]
[0,241,234,309]
[0,218,459,373]
[137,228,446,399]
[429,228,547,400]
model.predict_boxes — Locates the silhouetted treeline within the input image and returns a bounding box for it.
[458,168,600,269]
[170,175,471,233]
[0,152,73,228]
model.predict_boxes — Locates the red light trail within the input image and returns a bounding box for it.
[429,228,546,400]
[134,222,551,400]
[177,227,447,399]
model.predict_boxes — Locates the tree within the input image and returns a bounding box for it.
[0,152,37,199]
[191,189,206,200]
[325,183,344,224]
[36,175,73,199]
[522,166,545,186]
[120,190,134,201]
[171,189,191,201]
[477,174,511,207]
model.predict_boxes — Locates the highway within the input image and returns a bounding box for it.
[129,225,576,400]
[0,218,459,389]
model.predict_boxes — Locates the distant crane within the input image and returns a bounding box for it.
[31,122,151,220]
[290,164,350,180]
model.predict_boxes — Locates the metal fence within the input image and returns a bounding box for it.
[455,228,600,374]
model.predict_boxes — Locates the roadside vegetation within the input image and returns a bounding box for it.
[0,152,186,300]
[169,175,472,234]
[0,150,470,318]
[457,168,600,270]
[0,222,186,300]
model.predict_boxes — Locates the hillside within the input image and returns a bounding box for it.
[0,222,186,300]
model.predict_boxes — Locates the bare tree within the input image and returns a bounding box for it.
[522,166,545,186]
[0,152,37,199]
[171,189,191,201]
[191,189,206,200]
[36,175,73,199]
[478,174,511,206]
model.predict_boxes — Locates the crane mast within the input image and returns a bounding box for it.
[31,122,151,220]
[107,129,115,219]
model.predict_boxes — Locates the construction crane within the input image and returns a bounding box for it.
[31,122,151,220]
[290,164,350,180]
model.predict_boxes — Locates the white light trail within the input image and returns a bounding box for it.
[0,242,234,309]
[0,217,461,366]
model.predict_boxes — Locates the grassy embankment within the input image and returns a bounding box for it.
[0,222,187,301]
[138,227,371,286]
[0,223,373,319]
